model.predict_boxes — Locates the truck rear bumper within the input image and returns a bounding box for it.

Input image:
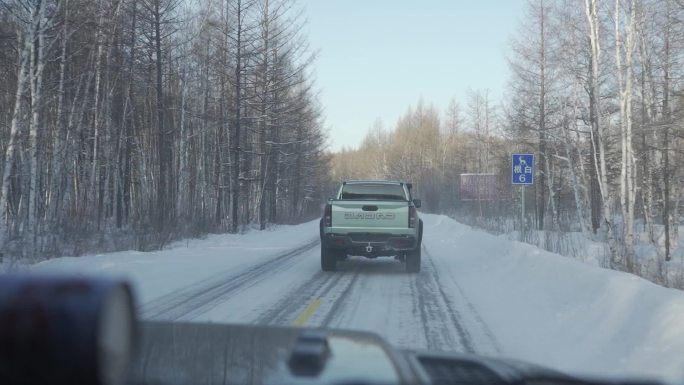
[321,232,418,255]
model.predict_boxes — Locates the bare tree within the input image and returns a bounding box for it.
[615,0,638,265]
[0,0,328,258]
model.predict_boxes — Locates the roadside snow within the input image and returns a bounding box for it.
[32,221,318,304]
[423,213,684,382]
[499,222,684,289]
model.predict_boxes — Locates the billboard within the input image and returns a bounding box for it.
[459,173,510,201]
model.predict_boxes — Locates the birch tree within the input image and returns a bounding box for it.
[585,0,620,264]
[615,0,638,265]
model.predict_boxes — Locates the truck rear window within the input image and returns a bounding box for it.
[340,184,407,201]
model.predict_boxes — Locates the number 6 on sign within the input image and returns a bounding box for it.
[518,175,526,183]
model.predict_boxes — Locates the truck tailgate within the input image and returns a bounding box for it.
[331,200,409,229]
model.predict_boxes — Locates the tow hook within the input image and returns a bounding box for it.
[365,243,373,253]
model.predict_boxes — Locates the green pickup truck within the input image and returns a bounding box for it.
[319,180,423,273]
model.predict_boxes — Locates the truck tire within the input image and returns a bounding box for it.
[405,220,423,273]
[405,246,421,273]
[418,219,424,244]
[321,244,337,272]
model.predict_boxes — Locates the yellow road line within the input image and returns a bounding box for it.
[293,298,321,326]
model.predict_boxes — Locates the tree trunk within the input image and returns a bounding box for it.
[0,37,31,247]
[585,0,619,263]
[27,0,48,250]
[154,0,167,232]
[537,0,547,230]
[231,0,243,233]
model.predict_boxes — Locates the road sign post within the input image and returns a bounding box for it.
[521,186,525,240]
[512,154,534,241]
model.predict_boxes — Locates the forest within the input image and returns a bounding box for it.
[0,0,328,258]
[331,0,684,283]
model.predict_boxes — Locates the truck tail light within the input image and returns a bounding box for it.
[409,206,417,228]
[324,204,332,227]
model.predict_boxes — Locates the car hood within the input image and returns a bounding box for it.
[130,321,616,385]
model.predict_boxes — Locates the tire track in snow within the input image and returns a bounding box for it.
[255,269,344,325]
[422,245,500,355]
[320,267,361,327]
[413,244,475,353]
[256,260,362,326]
[141,238,319,321]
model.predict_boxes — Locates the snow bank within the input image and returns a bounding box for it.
[496,221,684,289]
[423,213,684,382]
[32,221,318,304]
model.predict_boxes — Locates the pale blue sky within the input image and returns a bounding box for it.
[301,0,526,150]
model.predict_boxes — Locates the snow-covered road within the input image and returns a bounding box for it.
[33,214,684,383]
[137,232,498,355]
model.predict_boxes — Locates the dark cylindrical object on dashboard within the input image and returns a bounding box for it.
[0,275,136,385]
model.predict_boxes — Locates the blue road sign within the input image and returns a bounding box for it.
[512,154,534,185]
